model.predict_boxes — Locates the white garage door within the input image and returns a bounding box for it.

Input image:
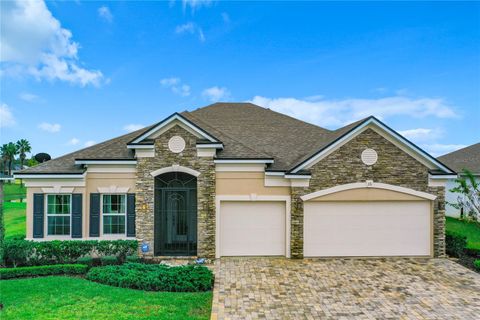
[220,201,286,256]
[304,201,431,257]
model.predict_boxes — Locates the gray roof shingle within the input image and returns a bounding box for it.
[437,143,480,174]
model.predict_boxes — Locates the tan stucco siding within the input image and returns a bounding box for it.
[26,186,86,239]
[307,187,428,202]
[216,172,290,196]
[85,172,136,237]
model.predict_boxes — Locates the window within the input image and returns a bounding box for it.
[102,194,126,235]
[47,194,71,235]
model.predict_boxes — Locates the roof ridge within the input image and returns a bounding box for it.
[183,111,274,158]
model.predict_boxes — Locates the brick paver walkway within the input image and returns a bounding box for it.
[211,258,480,319]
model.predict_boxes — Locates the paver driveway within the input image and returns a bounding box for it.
[211,258,480,320]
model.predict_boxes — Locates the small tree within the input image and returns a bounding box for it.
[448,169,479,221]
[5,142,18,176]
[16,139,32,169]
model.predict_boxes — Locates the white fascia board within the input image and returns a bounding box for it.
[15,174,85,179]
[196,143,224,149]
[214,159,274,164]
[126,145,154,149]
[284,174,312,179]
[265,171,285,176]
[75,160,137,165]
[429,174,458,180]
[291,118,454,174]
[130,114,218,144]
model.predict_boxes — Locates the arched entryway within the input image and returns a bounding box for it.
[154,172,197,256]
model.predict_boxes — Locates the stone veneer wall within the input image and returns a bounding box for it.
[290,128,445,258]
[135,125,216,258]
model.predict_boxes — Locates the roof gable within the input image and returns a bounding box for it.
[128,113,220,145]
[289,116,455,174]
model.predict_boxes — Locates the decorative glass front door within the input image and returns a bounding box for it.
[154,172,197,256]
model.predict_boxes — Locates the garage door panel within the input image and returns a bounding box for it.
[304,201,431,257]
[220,201,286,256]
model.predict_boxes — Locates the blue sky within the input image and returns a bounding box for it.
[1,0,479,158]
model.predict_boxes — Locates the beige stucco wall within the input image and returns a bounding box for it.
[216,172,291,196]
[25,186,85,239]
[24,172,136,239]
[84,172,137,237]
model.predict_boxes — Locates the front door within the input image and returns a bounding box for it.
[154,172,197,256]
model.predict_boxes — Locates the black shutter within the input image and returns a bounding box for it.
[126,193,136,237]
[71,194,83,238]
[89,193,100,237]
[33,193,44,238]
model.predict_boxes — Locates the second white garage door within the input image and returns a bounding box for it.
[304,201,431,257]
[220,201,286,256]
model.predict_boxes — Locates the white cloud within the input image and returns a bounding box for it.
[98,6,113,22]
[250,95,459,128]
[19,92,39,102]
[160,77,180,86]
[398,128,443,142]
[182,0,212,12]
[67,138,80,145]
[123,124,145,132]
[175,22,195,34]
[38,122,61,133]
[0,103,16,127]
[0,0,103,86]
[160,77,191,97]
[175,22,205,42]
[221,12,230,23]
[202,86,230,102]
[422,144,467,157]
[84,140,96,147]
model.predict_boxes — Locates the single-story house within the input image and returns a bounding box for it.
[16,103,456,259]
[438,143,480,218]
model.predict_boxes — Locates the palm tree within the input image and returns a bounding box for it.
[0,144,8,175]
[5,142,18,176]
[16,139,32,169]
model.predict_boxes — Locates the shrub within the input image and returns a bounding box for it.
[2,240,138,267]
[445,231,467,258]
[474,260,480,271]
[0,264,88,280]
[101,255,118,266]
[126,255,142,263]
[464,248,480,258]
[77,256,95,267]
[86,263,213,292]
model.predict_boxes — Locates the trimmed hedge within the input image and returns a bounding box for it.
[86,263,213,292]
[446,231,467,258]
[101,255,119,266]
[0,264,88,279]
[2,240,138,267]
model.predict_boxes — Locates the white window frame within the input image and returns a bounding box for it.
[100,193,127,238]
[45,194,72,238]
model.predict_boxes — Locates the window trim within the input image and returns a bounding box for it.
[44,194,72,238]
[100,193,127,238]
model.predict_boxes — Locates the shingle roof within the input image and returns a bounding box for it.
[17,102,374,174]
[437,143,480,174]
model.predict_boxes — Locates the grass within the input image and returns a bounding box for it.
[3,181,26,202]
[0,276,212,320]
[446,216,480,250]
[3,202,26,239]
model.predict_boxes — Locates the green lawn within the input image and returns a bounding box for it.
[0,276,212,320]
[3,182,26,202]
[3,202,26,240]
[446,216,480,250]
